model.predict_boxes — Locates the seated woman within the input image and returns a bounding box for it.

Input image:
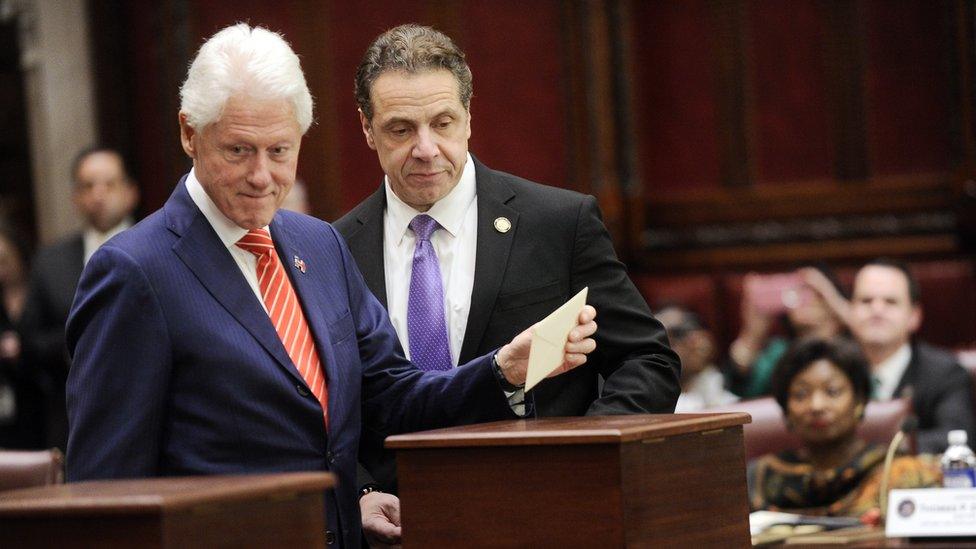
[748,337,941,517]
[655,304,738,411]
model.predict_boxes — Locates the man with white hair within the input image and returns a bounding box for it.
[65,24,597,548]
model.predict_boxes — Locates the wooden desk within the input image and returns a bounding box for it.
[757,525,976,547]
[388,413,751,548]
[0,472,334,548]
[776,534,976,548]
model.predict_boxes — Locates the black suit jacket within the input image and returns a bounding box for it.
[20,233,85,449]
[894,341,976,453]
[335,157,680,491]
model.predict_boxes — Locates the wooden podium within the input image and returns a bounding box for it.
[387,413,751,547]
[0,472,333,548]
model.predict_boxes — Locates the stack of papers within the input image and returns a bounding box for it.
[750,511,868,545]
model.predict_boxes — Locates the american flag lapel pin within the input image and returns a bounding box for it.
[293,255,307,273]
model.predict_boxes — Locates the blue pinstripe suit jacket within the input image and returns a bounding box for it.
[65,176,514,547]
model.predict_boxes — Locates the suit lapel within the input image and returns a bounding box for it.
[894,344,918,398]
[343,187,388,309]
[270,216,348,432]
[459,160,518,362]
[166,183,305,387]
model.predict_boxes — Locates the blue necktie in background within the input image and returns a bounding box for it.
[407,214,453,371]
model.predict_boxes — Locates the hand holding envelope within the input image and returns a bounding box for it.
[494,288,596,389]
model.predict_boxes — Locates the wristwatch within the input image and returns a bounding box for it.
[492,352,524,392]
[359,484,381,499]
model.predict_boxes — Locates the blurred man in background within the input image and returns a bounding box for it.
[848,258,975,453]
[20,147,138,449]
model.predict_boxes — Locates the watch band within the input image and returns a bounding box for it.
[359,484,381,499]
[492,352,524,392]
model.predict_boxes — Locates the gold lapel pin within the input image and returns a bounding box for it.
[493,217,512,234]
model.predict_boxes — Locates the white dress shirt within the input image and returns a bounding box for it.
[674,366,740,412]
[383,153,477,366]
[83,219,133,265]
[871,343,912,400]
[185,169,269,310]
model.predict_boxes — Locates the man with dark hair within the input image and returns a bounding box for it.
[849,258,975,453]
[336,24,679,545]
[65,24,597,549]
[20,146,139,449]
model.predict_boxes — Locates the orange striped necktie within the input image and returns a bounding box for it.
[236,228,328,429]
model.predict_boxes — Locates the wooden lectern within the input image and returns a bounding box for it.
[387,413,751,547]
[0,472,333,548]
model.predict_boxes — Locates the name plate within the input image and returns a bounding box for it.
[886,488,976,537]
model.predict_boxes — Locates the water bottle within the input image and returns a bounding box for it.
[941,430,976,488]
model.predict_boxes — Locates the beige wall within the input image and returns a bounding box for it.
[19,0,97,244]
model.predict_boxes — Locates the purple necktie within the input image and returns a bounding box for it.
[407,214,453,371]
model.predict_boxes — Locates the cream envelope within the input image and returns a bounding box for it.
[524,287,588,392]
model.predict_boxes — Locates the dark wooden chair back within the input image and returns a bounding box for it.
[0,449,64,492]
[707,396,912,460]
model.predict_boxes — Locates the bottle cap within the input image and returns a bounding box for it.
[948,429,968,445]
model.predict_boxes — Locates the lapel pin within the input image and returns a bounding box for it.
[493,217,512,234]
[293,256,307,273]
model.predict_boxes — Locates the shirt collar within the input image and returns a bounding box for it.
[872,343,912,399]
[384,152,476,245]
[83,218,133,263]
[185,168,267,248]
[83,218,132,244]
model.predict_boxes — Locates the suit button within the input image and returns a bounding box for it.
[297,384,310,397]
[325,530,336,544]
[327,450,336,464]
